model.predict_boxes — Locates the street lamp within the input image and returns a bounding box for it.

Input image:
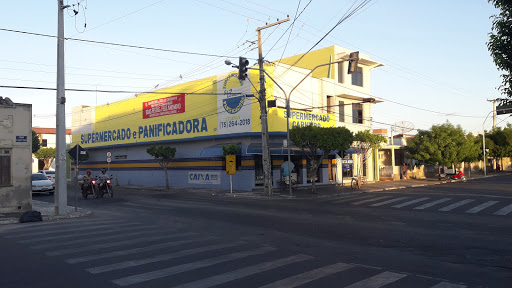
[482,110,494,176]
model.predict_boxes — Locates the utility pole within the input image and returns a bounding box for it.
[55,0,68,215]
[256,18,289,196]
[487,99,497,130]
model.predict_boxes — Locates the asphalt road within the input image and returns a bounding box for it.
[1,175,511,287]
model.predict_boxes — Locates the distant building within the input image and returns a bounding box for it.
[0,98,32,213]
[32,127,72,172]
[72,46,383,191]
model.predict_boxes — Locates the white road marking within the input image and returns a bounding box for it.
[46,233,185,256]
[370,197,410,207]
[344,271,407,288]
[414,198,452,210]
[465,201,499,214]
[392,197,430,208]
[4,221,126,238]
[258,263,353,288]
[352,196,393,205]
[66,233,202,264]
[169,254,313,288]
[493,203,512,216]
[18,222,138,243]
[112,246,276,286]
[333,195,373,204]
[88,241,246,274]
[438,199,474,212]
[31,226,160,249]
[430,281,467,287]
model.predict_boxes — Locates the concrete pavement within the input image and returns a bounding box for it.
[1,172,505,225]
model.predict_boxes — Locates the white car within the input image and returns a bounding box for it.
[31,173,54,194]
[38,170,55,185]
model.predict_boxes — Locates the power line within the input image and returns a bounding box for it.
[0,27,258,60]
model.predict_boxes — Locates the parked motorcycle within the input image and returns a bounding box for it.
[97,176,114,198]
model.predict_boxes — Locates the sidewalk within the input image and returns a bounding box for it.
[0,200,92,225]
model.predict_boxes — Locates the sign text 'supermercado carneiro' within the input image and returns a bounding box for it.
[73,67,335,148]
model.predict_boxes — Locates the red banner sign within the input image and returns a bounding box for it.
[143,94,185,119]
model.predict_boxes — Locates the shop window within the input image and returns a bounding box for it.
[327,96,334,114]
[339,101,345,122]
[352,67,363,87]
[0,152,11,186]
[337,62,344,83]
[352,103,363,124]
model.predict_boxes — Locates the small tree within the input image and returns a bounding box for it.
[222,144,241,156]
[406,122,474,176]
[486,126,512,169]
[32,130,40,153]
[34,147,56,170]
[352,130,387,187]
[290,125,353,194]
[146,145,176,190]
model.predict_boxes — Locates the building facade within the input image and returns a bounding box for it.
[32,127,72,172]
[72,46,383,191]
[0,99,32,213]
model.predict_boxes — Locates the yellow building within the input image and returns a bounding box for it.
[72,45,383,191]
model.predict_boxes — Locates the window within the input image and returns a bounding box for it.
[0,152,11,186]
[327,96,334,114]
[42,139,47,147]
[351,67,363,87]
[338,101,345,122]
[337,62,343,83]
[352,103,363,124]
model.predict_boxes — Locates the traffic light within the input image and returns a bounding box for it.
[238,57,249,81]
[347,51,359,74]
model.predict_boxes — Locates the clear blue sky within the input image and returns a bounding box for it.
[0,0,505,134]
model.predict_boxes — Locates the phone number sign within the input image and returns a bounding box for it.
[143,94,185,119]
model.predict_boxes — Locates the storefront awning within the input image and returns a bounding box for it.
[200,144,241,156]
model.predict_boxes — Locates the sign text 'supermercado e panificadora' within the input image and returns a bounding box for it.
[73,68,336,148]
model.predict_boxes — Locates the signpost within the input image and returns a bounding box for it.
[106,151,112,174]
[226,155,236,194]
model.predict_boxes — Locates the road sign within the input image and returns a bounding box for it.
[106,157,112,163]
[68,144,85,160]
[106,151,112,157]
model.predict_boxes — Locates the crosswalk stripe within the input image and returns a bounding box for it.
[438,199,474,212]
[4,221,126,238]
[46,233,187,256]
[169,254,313,288]
[66,234,201,264]
[430,282,467,288]
[493,203,512,216]
[18,223,137,243]
[352,196,393,205]
[88,241,246,274]
[414,198,452,210]
[465,201,499,214]
[343,271,407,288]
[258,262,353,288]
[112,246,276,286]
[392,197,430,208]
[31,226,160,249]
[370,197,410,207]
[1,218,125,234]
[332,195,372,204]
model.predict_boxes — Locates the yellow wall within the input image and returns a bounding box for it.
[277,46,335,80]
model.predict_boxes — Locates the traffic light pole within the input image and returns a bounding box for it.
[256,18,289,196]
